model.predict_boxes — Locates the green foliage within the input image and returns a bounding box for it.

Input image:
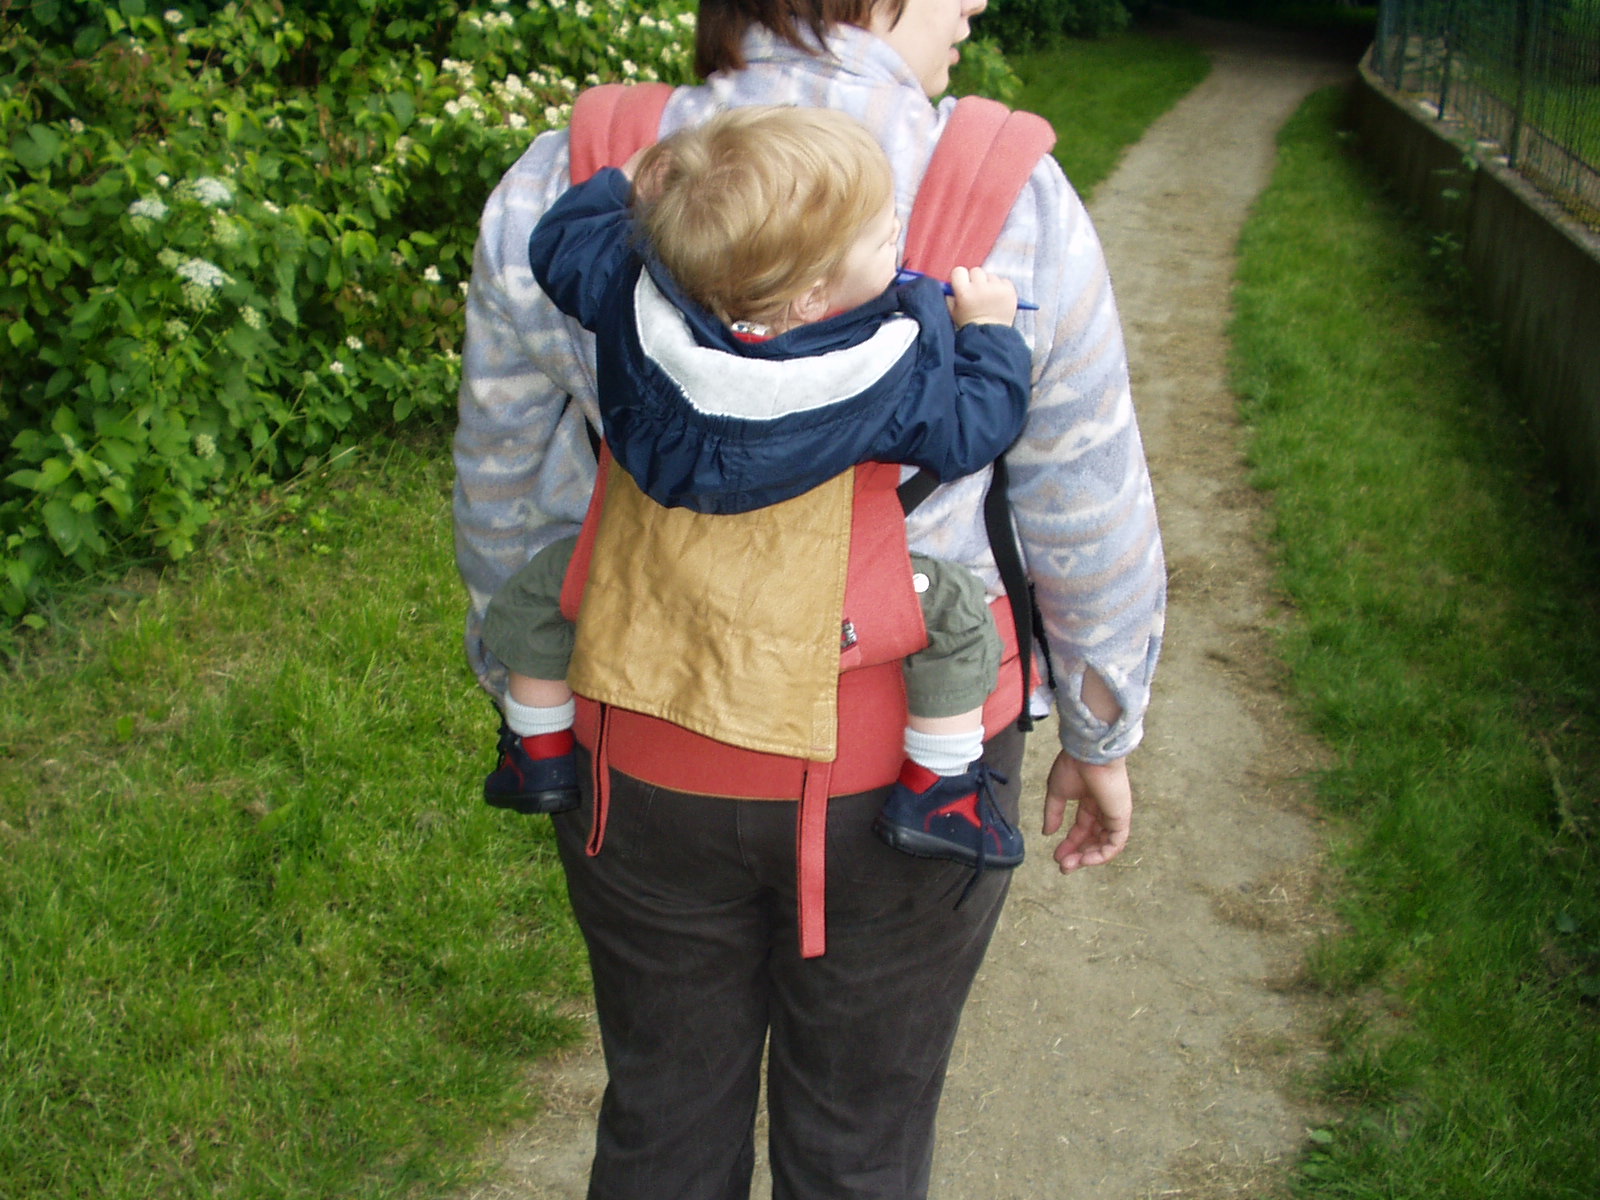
[1163,0,1377,34]
[981,0,1133,50]
[949,35,1025,103]
[0,0,698,619]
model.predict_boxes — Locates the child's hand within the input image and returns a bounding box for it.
[619,146,650,180]
[623,146,670,203]
[948,266,1018,327]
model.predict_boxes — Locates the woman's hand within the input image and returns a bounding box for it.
[1042,752,1132,872]
[948,266,1018,327]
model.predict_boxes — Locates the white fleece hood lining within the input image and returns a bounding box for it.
[634,273,919,422]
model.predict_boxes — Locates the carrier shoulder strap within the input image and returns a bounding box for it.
[568,81,675,185]
[903,95,1056,280]
[563,83,675,456]
[897,94,1057,512]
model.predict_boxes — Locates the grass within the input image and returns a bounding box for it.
[0,435,589,1198]
[1008,30,1211,198]
[1230,87,1600,1198]
[0,34,1223,1199]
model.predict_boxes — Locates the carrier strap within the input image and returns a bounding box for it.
[569,82,674,185]
[903,96,1056,280]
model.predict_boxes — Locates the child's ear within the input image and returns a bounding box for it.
[790,281,831,325]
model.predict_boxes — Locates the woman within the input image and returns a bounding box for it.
[453,2,1165,1197]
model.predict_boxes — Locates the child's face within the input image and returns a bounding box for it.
[825,198,902,316]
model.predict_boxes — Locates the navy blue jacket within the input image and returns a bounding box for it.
[529,167,1031,516]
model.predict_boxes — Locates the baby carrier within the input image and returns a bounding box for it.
[556,83,1057,956]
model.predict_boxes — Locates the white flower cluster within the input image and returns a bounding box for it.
[463,10,515,29]
[634,13,693,34]
[174,256,230,289]
[128,197,170,221]
[164,9,184,25]
[186,176,234,207]
[240,306,264,330]
[441,58,476,85]
[193,433,217,460]
[167,254,232,310]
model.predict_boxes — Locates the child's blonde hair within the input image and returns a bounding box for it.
[634,105,894,327]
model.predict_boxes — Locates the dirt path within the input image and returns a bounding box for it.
[463,17,1354,1200]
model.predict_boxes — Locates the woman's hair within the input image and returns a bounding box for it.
[634,106,893,328]
[695,0,909,79]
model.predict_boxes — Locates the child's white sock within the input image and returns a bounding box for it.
[904,727,984,777]
[503,695,576,739]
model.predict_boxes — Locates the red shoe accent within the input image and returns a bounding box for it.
[929,791,982,829]
[521,729,575,759]
[896,759,941,792]
[898,758,984,830]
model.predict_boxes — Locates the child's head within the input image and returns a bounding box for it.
[633,105,898,331]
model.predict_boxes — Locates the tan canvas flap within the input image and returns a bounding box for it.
[567,466,853,760]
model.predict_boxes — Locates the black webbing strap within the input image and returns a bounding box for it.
[899,460,1050,733]
[895,469,939,515]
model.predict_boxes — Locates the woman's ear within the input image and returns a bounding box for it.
[789,281,831,325]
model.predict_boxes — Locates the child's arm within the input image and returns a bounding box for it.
[527,167,639,330]
[870,274,1031,484]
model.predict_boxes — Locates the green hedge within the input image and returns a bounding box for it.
[1,0,697,619]
[978,0,1138,48]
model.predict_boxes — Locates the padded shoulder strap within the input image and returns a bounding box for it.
[902,95,1057,279]
[568,82,676,185]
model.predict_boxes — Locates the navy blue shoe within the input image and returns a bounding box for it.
[484,722,580,814]
[873,760,1023,870]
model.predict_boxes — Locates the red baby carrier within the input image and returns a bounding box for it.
[558,83,1057,956]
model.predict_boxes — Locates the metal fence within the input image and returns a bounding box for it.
[1370,0,1600,227]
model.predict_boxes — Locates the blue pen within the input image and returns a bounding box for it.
[894,268,1039,311]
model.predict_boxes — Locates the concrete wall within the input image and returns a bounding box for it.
[1347,63,1600,533]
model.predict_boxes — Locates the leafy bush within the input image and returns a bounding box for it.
[0,0,697,619]
[949,35,1024,103]
[979,0,1133,49]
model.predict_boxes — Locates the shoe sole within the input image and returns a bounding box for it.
[485,790,581,815]
[872,818,1024,870]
